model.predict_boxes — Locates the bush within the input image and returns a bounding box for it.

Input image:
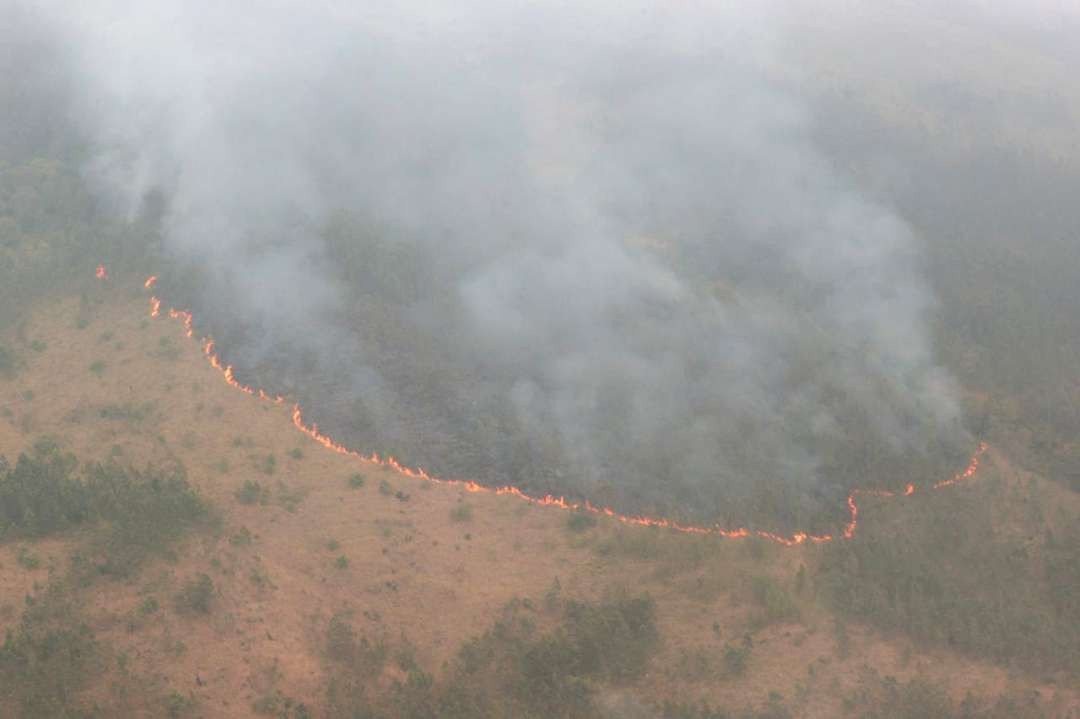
[662,698,793,719]
[0,440,84,538]
[845,670,1048,719]
[556,595,658,681]
[723,642,751,676]
[347,474,365,489]
[0,443,208,581]
[235,480,267,505]
[83,461,208,576]
[820,498,1080,674]
[98,402,152,422]
[566,511,597,533]
[0,582,99,717]
[324,593,660,719]
[174,574,214,615]
[16,546,40,569]
[0,344,15,375]
[450,504,473,522]
[252,691,310,718]
[749,575,799,627]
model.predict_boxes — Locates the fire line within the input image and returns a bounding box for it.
[111,265,987,547]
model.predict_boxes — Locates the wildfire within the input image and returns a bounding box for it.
[128,267,989,547]
[96,264,108,280]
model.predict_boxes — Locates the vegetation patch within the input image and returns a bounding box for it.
[821,492,1080,674]
[324,593,659,719]
[0,440,210,577]
[0,344,16,376]
[174,573,214,615]
[235,479,269,505]
[450,503,473,522]
[0,581,100,718]
[566,511,596,533]
[842,669,1049,719]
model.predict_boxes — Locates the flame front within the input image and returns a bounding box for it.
[131,268,989,547]
[96,264,108,280]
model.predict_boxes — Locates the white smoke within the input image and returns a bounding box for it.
[36,0,968,521]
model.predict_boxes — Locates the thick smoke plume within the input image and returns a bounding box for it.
[37,0,967,526]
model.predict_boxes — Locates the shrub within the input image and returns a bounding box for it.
[347,474,365,489]
[275,483,306,513]
[326,614,387,670]
[16,546,41,569]
[844,670,1049,719]
[0,447,207,577]
[723,642,751,676]
[749,575,800,627]
[566,511,597,533]
[323,593,661,719]
[235,480,267,505]
[88,359,106,375]
[557,595,658,681]
[253,692,310,718]
[84,461,208,575]
[288,448,304,460]
[231,527,253,546]
[0,581,100,717]
[99,402,152,422]
[450,504,474,522]
[820,497,1080,673]
[0,344,14,375]
[174,574,214,614]
[0,441,84,538]
[165,690,194,718]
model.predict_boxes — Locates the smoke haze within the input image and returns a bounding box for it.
[30,0,971,526]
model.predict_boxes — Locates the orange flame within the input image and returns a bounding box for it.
[168,308,194,338]
[140,273,989,547]
[96,264,108,280]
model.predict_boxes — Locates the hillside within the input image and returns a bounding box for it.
[1,273,1077,717]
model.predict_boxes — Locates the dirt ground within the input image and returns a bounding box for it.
[1,276,1078,717]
